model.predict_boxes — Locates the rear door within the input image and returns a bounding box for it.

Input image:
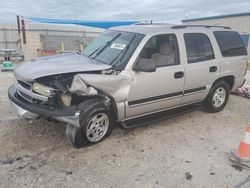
[182,32,220,104]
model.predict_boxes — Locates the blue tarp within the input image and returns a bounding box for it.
[29,18,138,29]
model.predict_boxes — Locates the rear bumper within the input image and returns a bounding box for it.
[8,85,80,127]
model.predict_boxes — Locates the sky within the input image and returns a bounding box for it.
[1,0,250,23]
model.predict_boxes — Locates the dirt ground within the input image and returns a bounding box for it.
[0,71,250,188]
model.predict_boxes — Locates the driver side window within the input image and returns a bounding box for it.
[139,34,180,67]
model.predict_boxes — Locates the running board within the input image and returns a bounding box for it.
[121,103,203,128]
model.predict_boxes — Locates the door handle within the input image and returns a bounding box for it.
[174,71,184,79]
[209,66,217,72]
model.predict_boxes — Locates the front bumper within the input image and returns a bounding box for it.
[8,85,80,127]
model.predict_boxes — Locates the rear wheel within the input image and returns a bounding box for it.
[66,98,115,148]
[203,80,230,113]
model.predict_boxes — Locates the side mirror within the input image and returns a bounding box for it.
[133,58,156,72]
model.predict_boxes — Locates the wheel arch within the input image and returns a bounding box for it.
[99,92,119,122]
[213,75,235,90]
[71,92,118,122]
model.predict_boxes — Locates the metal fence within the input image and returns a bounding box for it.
[0,28,22,53]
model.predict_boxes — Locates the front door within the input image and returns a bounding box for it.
[125,34,185,119]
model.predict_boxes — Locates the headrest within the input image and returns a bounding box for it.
[160,43,174,55]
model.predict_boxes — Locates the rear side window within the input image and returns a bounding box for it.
[214,31,247,57]
[184,33,215,64]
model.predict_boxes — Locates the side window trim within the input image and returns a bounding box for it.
[137,33,181,68]
[184,33,215,64]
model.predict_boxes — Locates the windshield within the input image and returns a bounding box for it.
[82,30,144,70]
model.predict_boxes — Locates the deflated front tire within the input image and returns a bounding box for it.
[66,98,115,148]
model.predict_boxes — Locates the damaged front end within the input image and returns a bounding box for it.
[9,74,80,127]
[70,73,132,102]
[9,68,132,128]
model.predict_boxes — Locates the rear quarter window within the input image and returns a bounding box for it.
[214,31,247,57]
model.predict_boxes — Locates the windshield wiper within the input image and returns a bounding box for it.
[88,33,121,59]
[111,34,136,65]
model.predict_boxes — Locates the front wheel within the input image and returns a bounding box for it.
[203,80,230,113]
[66,98,115,148]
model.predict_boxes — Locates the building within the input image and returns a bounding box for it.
[0,19,137,60]
[0,22,103,60]
[182,12,250,56]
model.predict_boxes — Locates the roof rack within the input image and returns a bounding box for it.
[171,25,231,30]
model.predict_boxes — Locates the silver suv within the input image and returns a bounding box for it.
[9,24,248,148]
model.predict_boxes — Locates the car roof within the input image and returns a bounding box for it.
[111,24,231,35]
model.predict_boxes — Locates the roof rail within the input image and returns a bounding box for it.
[171,25,231,30]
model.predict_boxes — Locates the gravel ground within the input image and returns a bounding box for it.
[0,71,250,188]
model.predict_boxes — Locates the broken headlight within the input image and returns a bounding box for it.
[32,82,56,97]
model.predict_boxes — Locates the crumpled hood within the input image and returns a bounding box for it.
[15,53,112,82]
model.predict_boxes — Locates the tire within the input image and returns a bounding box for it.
[66,98,115,148]
[203,80,230,113]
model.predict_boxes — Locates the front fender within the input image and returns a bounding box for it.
[70,74,132,103]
